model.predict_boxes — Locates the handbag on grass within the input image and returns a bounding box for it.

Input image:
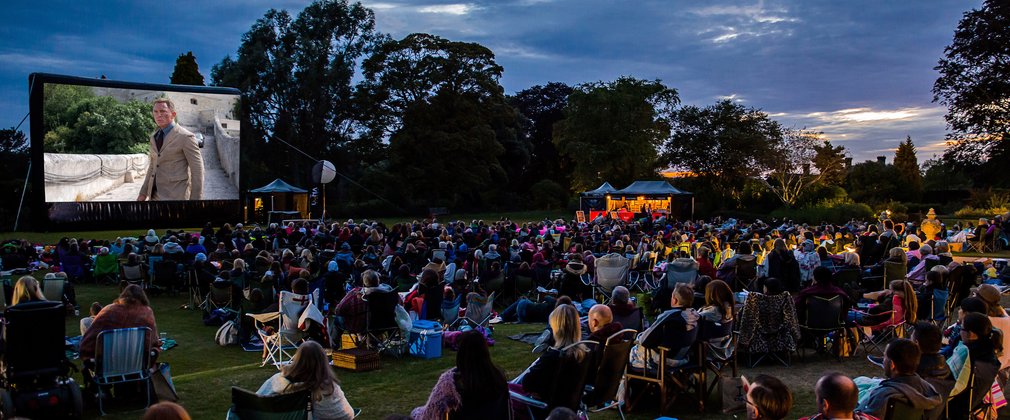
[720,376,746,414]
[151,362,179,402]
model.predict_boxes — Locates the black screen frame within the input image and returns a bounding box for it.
[28,72,246,230]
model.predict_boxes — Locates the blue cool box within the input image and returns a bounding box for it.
[408,320,443,359]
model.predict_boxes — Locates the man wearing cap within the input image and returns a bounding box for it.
[137,97,204,201]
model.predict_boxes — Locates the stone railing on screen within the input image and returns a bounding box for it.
[43,153,148,202]
[214,115,241,191]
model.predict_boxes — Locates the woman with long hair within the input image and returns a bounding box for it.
[79,284,160,363]
[412,331,509,419]
[257,341,355,419]
[511,304,588,406]
[11,276,45,306]
[856,279,917,337]
[700,279,734,323]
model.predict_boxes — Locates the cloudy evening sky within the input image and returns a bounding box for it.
[0,0,979,163]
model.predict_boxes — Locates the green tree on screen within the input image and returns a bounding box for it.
[171,51,205,86]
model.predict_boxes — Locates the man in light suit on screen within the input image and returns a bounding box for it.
[137,97,204,201]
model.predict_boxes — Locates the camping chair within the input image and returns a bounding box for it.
[203,280,235,314]
[121,261,147,287]
[833,269,861,290]
[929,289,949,326]
[612,306,645,332]
[248,291,315,367]
[664,262,699,289]
[41,277,65,304]
[861,261,906,292]
[737,292,800,367]
[362,290,407,356]
[226,386,310,420]
[594,253,629,303]
[699,319,738,401]
[92,327,152,416]
[482,270,506,297]
[440,294,462,326]
[450,292,496,331]
[514,274,534,300]
[628,253,657,292]
[798,295,846,360]
[510,341,594,418]
[735,258,758,292]
[625,327,706,415]
[858,309,906,356]
[583,329,636,419]
[93,253,119,284]
[883,398,923,420]
[152,259,180,294]
[60,254,89,283]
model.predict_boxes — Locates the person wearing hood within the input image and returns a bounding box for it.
[333,243,355,272]
[856,339,943,420]
[559,254,588,302]
[335,269,394,334]
[143,229,160,251]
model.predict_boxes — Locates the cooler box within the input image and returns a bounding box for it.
[409,320,443,359]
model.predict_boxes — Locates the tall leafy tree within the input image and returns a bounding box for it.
[360,33,528,203]
[359,33,505,136]
[388,91,507,207]
[170,51,205,86]
[813,140,848,186]
[764,129,828,207]
[210,0,384,189]
[893,136,923,201]
[846,160,901,204]
[664,100,783,204]
[555,77,679,192]
[922,158,972,191]
[509,82,574,190]
[933,0,1010,185]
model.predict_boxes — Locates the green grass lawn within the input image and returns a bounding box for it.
[60,283,881,420]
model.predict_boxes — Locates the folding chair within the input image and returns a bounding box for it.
[883,397,923,420]
[737,292,800,367]
[203,280,235,315]
[930,289,950,326]
[510,341,594,418]
[41,277,65,304]
[361,290,407,356]
[93,253,119,284]
[450,292,496,330]
[440,294,462,326]
[226,386,310,420]
[514,275,534,300]
[583,329,636,419]
[858,310,906,356]
[594,253,629,303]
[734,258,758,292]
[612,306,645,332]
[248,291,314,368]
[120,261,147,288]
[799,295,846,360]
[625,327,706,415]
[92,327,152,416]
[699,319,738,401]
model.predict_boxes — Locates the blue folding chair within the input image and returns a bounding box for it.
[93,327,152,415]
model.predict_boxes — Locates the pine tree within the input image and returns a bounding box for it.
[170,52,205,86]
[893,136,923,201]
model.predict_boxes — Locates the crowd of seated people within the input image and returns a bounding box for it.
[1,212,1009,418]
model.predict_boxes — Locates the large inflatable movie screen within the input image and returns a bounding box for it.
[29,73,244,228]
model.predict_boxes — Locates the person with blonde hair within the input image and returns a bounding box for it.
[257,341,355,419]
[11,275,44,306]
[510,304,589,406]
